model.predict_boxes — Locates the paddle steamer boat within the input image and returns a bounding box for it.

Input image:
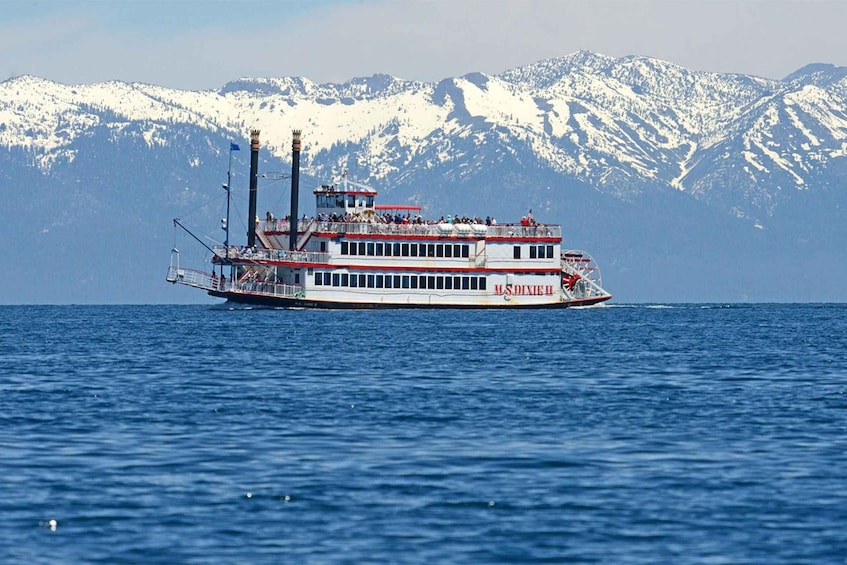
[167,130,611,308]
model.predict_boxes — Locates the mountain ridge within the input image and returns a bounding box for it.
[1,51,845,303]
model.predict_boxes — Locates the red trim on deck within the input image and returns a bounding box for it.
[319,233,560,243]
[230,258,560,275]
[334,264,562,274]
[484,237,561,243]
[316,232,480,241]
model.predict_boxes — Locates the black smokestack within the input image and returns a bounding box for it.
[247,129,260,248]
[289,129,301,251]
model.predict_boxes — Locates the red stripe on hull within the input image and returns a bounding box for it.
[208,289,612,309]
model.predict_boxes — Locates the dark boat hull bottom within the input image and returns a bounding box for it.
[208,290,612,309]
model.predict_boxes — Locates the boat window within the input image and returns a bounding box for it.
[350,274,358,287]
[347,195,355,207]
[384,275,392,288]
[367,275,375,288]
[377,243,384,256]
[445,277,452,290]
[359,274,366,287]
[323,273,331,285]
[479,277,487,290]
[462,276,470,290]
[358,242,366,255]
[321,241,327,253]
[366,196,374,207]
[547,245,554,258]
[332,273,340,286]
[376,275,384,288]
[402,275,410,289]
[394,275,401,288]
[410,244,418,257]
[513,246,521,259]
[410,276,418,289]
[428,275,435,289]
[393,243,401,256]
[341,241,349,255]
[427,244,435,257]
[444,245,452,258]
[315,272,322,285]
[436,245,444,258]
[436,276,444,290]
[462,245,469,258]
[295,273,300,284]
[453,276,461,289]
[530,246,537,259]
[402,243,410,256]
[470,277,478,290]
[341,273,349,286]
[367,243,375,256]
[384,243,392,257]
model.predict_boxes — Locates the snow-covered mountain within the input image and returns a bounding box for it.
[1,51,845,303]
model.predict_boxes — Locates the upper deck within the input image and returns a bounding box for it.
[259,174,561,248]
[263,219,562,241]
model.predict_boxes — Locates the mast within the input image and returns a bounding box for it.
[247,129,260,248]
[289,129,302,250]
[224,141,239,260]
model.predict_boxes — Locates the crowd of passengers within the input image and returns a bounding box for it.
[315,210,542,226]
[315,211,500,226]
[266,209,542,230]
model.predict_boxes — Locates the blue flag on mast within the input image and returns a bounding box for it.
[230,142,240,151]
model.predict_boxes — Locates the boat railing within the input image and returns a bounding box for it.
[484,224,561,238]
[296,218,318,249]
[212,246,330,264]
[321,222,448,237]
[263,218,312,233]
[261,220,561,239]
[167,265,306,298]
[166,266,214,290]
[228,280,305,299]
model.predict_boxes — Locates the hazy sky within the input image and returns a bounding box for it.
[2,0,845,90]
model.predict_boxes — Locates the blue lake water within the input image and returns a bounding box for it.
[1,304,846,563]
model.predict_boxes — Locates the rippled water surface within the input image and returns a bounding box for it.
[2,304,846,563]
